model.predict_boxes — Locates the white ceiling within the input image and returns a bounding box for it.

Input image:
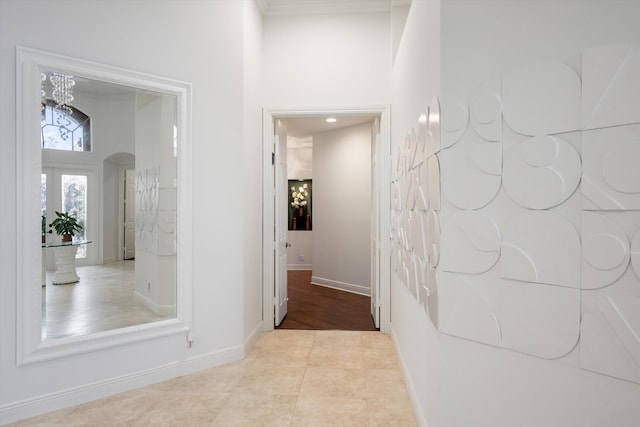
[282,115,377,138]
[258,0,393,16]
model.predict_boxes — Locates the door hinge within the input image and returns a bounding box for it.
[272,152,275,165]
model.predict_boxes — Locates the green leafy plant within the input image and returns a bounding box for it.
[49,211,83,242]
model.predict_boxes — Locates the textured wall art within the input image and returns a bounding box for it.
[578,47,640,382]
[501,211,581,288]
[439,210,501,275]
[502,61,581,136]
[391,97,441,329]
[502,135,581,210]
[583,124,640,210]
[136,167,177,256]
[582,46,640,130]
[582,212,630,290]
[393,46,640,381]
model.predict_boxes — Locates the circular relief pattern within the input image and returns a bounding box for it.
[631,230,640,279]
[440,100,467,149]
[581,213,629,289]
[602,141,640,194]
[503,135,581,209]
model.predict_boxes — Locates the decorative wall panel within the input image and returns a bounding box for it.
[439,138,501,210]
[439,210,500,274]
[136,167,177,256]
[501,211,581,288]
[582,212,630,290]
[502,135,581,210]
[502,61,581,136]
[632,230,640,279]
[440,90,468,149]
[582,46,640,130]
[583,124,640,210]
[394,45,640,384]
[581,294,640,383]
[438,272,580,359]
[470,78,502,142]
[390,97,442,329]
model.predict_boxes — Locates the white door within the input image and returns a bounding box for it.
[42,167,95,267]
[370,118,381,328]
[274,119,289,326]
[123,169,136,260]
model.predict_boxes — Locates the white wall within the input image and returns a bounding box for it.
[241,0,265,345]
[312,123,372,295]
[0,0,260,422]
[263,11,391,106]
[287,230,313,270]
[287,136,313,179]
[391,1,640,426]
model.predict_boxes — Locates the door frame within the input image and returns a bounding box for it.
[261,105,391,333]
[120,168,136,261]
[42,163,99,267]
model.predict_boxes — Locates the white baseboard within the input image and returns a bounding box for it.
[287,264,312,271]
[134,291,175,316]
[244,320,264,355]
[102,256,117,265]
[390,324,429,427]
[310,276,370,296]
[0,345,244,425]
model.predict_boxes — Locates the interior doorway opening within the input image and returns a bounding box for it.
[262,107,391,334]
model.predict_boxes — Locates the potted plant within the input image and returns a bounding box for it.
[49,211,83,243]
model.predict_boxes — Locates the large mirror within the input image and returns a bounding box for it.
[17,47,192,364]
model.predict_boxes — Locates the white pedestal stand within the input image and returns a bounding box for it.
[52,245,81,284]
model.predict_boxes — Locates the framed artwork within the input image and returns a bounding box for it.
[288,179,312,230]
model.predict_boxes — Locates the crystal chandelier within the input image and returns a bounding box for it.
[41,71,76,142]
[41,71,75,114]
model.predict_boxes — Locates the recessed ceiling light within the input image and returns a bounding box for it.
[325,117,337,123]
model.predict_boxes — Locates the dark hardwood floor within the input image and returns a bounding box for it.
[276,270,378,331]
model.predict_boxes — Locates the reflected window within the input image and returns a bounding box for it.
[41,171,88,259]
[41,99,91,151]
[62,174,87,257]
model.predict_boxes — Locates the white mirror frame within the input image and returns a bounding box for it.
[16,46,193,365]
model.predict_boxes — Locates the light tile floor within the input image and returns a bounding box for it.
[11,330,417,426]
[42,261,173,341]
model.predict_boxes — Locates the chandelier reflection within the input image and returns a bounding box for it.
[41,71,75,114]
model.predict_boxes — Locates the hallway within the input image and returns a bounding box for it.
[277,271,378,331]
[11,330,417,426]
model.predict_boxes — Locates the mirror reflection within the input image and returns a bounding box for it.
[40,71,178,342]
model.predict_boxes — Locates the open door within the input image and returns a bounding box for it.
[263,106,390,333]
[274,119,289,326]
[123,169,136,260]
[371,118,381,328]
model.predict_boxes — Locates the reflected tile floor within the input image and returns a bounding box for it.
[42,261,173,341]
[12,330,417,426]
